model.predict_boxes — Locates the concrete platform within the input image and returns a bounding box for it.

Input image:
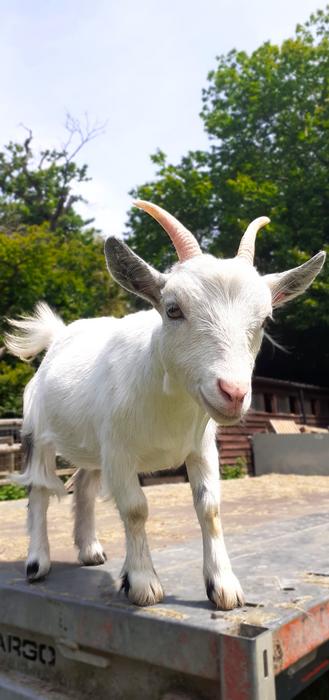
[1,475,329,699]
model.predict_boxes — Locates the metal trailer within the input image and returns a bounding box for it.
[0,509,329,699]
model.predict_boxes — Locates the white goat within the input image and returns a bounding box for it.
[5,200,325,610]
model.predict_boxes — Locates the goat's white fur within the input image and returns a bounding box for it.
[6,302,65,361]
[73,469,106,565]
[5,240,325,609]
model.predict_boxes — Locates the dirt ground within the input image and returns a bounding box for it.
[1,473,329,564]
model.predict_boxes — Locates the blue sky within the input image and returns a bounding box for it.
[0,0,324,237]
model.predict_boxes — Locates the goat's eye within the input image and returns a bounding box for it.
[166,304,184,320]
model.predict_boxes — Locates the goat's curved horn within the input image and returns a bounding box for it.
[236,217,270,265]
[133,199,202,262]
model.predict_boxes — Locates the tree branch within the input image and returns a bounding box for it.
[62,112,107,163]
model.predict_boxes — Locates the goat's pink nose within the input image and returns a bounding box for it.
[218,379,248,404]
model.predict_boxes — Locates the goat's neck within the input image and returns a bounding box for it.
[146,326,209,434]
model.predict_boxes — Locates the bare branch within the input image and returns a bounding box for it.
[61,112,108,163]
[49,112,107,231]
[38,151,49,169]
[18,124,33,157]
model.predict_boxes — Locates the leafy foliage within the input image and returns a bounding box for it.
[0,115,106,239]
[126,9,329,384]
[0,484,27,501]
[127,150,215,271]
[221,457,247,480]
[0,361,34,416]
[0,136,88,239]
[0,225,126,334]
[0,123,127,416]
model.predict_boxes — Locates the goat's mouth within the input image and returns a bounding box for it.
[199,389,243,426]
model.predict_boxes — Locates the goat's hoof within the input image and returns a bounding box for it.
[26,557,50,582]
[79,542,107,566]
[206,570,244,610]
[121,570,164,606]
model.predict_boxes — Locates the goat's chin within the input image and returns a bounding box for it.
[198,389,244,426]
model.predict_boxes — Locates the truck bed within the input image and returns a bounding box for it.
[0,474,329,699]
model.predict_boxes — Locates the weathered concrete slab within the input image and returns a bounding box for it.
[253,434,329,476]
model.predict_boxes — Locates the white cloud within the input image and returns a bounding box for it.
[75,179,130,238]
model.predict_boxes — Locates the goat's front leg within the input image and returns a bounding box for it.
[186,437,244,610]
[73,468,107,565]
[110,468,164,606]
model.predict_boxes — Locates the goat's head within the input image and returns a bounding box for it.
[105,201,325,426]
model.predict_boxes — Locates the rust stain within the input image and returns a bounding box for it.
[302,658,329,684]
[221,634,252,700]
[273,600,329,674]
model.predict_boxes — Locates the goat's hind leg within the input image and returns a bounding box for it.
[24,439,58,582]
[26,486,51,581]
[73,468,106,565]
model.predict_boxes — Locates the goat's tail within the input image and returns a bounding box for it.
[5,302,65,361]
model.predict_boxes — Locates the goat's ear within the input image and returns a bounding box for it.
[104,237,166,306]
[264,251,326,308]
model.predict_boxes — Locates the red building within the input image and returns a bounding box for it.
[218,376,329,473]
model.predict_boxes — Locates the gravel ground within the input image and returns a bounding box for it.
[1,473,329,564]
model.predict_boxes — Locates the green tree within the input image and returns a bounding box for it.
[0,361,34,416]
[0,225,126,334]
[126,8,329,384]
[0,224,127,416]
[0,119,128,416]
[0,116,103,239]
[127,150,215,270]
